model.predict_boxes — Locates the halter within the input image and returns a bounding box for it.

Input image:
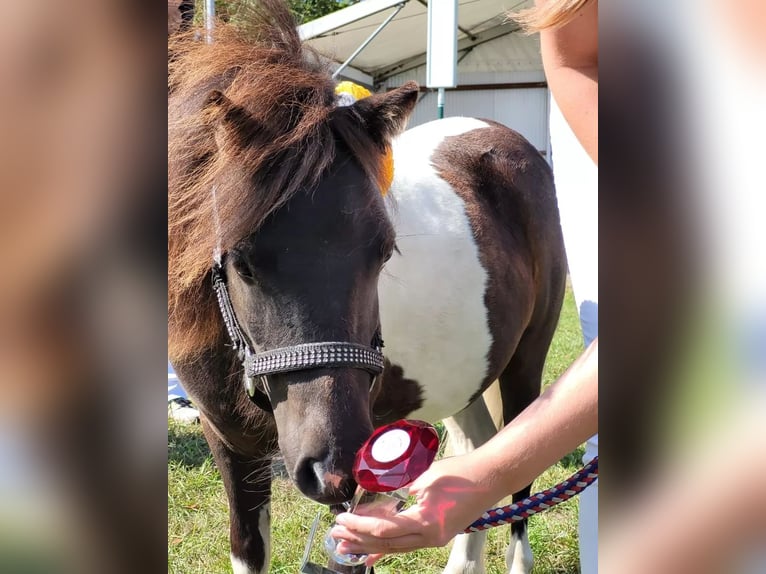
[211,261,385,413]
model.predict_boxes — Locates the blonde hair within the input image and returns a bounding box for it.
[512,0,594,33]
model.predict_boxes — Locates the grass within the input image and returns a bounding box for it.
[168,282,585,573]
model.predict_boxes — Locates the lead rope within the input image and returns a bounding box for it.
[463,457,598,532]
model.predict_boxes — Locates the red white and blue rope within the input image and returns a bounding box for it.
[463,457,599,532]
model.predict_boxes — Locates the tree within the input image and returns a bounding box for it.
[287,0,359,24]
[193,0,359,25]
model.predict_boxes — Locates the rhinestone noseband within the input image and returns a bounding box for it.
[211,263,385,412]
[246,342,384,378]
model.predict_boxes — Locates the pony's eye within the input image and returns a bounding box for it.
[382,242,397,264]
[230,250,254,280]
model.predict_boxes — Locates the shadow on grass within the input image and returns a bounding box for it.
[168,420,291,478]
[168,421,212,468]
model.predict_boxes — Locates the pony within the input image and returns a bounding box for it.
[168,2,566,573]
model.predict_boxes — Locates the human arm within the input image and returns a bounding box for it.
[331,338,598,560]
[539,0,599,164]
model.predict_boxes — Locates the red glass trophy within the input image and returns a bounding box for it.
[300,420,439,574]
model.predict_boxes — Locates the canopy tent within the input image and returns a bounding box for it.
[299,0,535,88]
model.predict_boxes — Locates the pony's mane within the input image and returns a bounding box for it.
[168,0,387,362]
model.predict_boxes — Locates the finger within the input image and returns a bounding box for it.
[407,457,454,490]
[365,553,384,566]
[330,526,423,558]
[335,511,422,538]
[336,533,425,554]
[352,498,402,518]
[329,525,364,544]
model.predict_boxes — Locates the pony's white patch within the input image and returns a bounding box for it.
[505,529,534,574]
[381,117,493,422]
[230,554,259,574]
[441,398,499,574]
[443,532,487,574]
[442,398,499,455]
[230,503,270,574]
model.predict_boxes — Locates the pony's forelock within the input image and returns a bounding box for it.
[168,0,387,361]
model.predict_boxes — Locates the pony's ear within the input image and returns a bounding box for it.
[350,81,419,143]
[203,89,262,146]
[203,89,231,110]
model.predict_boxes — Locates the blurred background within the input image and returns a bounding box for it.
[0,1,167,572]
[598,0,766,571]
[0,0,763,572]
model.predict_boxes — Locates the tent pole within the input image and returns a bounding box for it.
[437,88,445,119]
[332,2,406,80]
[205,0,215,43]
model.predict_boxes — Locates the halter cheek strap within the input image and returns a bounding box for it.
[211,263,273,411]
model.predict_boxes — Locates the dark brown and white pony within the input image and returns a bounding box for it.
[168,3,566,573]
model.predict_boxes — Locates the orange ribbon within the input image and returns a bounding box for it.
[334,81,394,196]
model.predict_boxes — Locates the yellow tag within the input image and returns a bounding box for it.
[335,80,373,101]
[334,82,394,196]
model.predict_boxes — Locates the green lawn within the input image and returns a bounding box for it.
[168,282,585,573]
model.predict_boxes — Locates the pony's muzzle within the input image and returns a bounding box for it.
[294,453,357,505]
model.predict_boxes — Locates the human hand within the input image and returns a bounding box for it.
[330,452,501,564]
[331,338,599,565]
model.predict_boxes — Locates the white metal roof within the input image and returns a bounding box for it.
[299,0,534,85]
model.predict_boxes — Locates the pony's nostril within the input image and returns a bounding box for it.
[294,456,356,504]
[295,456,323,498]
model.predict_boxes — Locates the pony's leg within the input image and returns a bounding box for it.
[498,334,553,574]
[504,490,534,574]
[441,397,499,574]
[201,417,272,574]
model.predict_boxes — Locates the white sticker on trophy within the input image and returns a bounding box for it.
[371,429,411,463]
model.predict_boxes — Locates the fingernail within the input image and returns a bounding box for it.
[335,513,349,525]
[338,542,362,555]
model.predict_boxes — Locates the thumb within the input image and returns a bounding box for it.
[407,458,450,498]
[407,465,439,497]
